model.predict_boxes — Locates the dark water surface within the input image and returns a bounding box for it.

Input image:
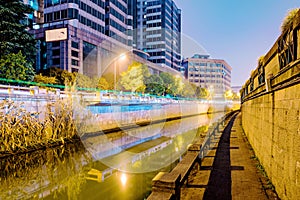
[0,113,225,200]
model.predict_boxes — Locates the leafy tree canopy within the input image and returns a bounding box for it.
[0,51,35,82]
[97,77,109,90]
[120,62,150,92]
[39,67,76,86]
[145,74,165,96]
[159,72,176,95]
[34,73,56,84]
[0,0,36,64]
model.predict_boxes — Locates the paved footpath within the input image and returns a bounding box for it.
[181,112,279,200]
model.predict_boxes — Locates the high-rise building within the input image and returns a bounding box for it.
[23,0,44,25]
[132,0,181,71]
[31,0,133,77]
[182,54,232,97]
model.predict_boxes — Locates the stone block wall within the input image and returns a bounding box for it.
[241,10,300,199]
[242,84,300,199]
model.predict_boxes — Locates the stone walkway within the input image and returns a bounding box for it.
[181,112,279,200]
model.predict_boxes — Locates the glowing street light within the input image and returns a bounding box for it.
[114,53,126,91]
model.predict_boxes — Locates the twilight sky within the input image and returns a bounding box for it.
[174,0,299,86]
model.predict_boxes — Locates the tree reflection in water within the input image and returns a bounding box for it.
[0,142,92,200]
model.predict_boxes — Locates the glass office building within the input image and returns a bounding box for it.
[133,0,181,71]
[31,0,133,77]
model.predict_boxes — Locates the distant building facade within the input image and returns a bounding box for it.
[132,0,181,71]
[27,0,183,78]
[30,0,133,77]
[182,54,232,97]
[23,0,44,25]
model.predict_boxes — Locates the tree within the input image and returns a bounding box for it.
[74,73,97,89]
[120,62,150,92]
[145,74,165,96]
[102,73,115,90]
[0,51,35,82]
[196,87,209,99]
[181,81,196,98]
[159,72,176,96]
[34,74,57,86]
[40,67,76,86]
[0,0,36,65]
[97,77,109,90]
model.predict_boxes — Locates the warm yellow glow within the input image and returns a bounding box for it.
[119,53,126,60]
[120,173,127,186]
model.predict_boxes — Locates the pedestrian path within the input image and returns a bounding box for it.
[181,112,279,200]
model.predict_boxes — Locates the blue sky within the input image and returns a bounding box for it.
[174,0,300,86]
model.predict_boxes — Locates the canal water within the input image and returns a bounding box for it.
[0,112,225,200]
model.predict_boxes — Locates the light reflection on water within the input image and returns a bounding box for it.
[0,112,224,200]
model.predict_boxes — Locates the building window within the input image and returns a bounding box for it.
[72,50,79,58]
[52,49,60,56]
[54,11,60,20]
[71,41,79,49]
[71,59,79,66]
[53,58,60,65]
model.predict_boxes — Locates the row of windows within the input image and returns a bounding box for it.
[80,1,105,21]
[149,51,165,57]
[146,29,162,35]
[45,0,104,8]
[147,15,161,21]
[147,22,161,28]
[110,7,125,23]
[146,37,162,42]
[188,62,227,68]
[109,19,126,33]
[189,79,225,84]
[189,68,229,73]
[110,0,127,14]
[146,44,165,49]
[108,30,128,45]
[147,1,161,7]
[79,15,105,33]
[149,58,166,64]
[189,74,224,78]
[44,9,78,22]
[147,8,161,14]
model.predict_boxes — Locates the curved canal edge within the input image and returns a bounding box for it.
[146,110,239,200]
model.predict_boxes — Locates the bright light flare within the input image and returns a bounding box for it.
[120,173,127,186]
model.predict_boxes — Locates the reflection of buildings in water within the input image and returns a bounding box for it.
[84,113,225,180]
[82,114,212,161]
[0,143,91,200]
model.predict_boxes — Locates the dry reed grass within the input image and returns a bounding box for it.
[0,98,77,154]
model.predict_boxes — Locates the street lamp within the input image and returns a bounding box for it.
[114,53,126,91]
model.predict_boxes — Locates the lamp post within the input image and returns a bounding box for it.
[114,53,126,91]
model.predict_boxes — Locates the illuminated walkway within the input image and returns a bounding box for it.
[181,113,279,200]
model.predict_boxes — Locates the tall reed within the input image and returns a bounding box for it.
[0,98,77,154]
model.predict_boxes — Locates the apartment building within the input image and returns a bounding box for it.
[182,54,232,97]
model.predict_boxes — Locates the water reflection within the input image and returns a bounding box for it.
[0,142,92,200]
[82,113,223,174]
[0,113,224,200]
